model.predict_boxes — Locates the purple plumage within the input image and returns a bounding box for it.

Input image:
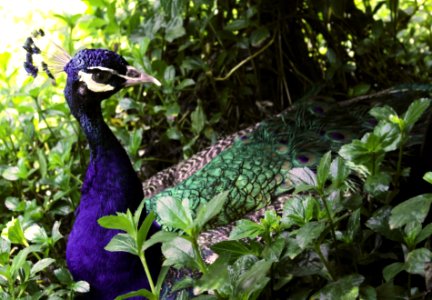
[61,48,161,299]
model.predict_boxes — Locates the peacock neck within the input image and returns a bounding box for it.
[77,104,121,157]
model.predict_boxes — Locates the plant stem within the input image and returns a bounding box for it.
[191,237,207,274]
[214,33,275,81]
[320,193,337,243]
[139,252,156,295]
[314,244,334,281]
[394,134,405,189]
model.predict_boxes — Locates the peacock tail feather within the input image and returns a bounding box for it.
[144,84,432,230]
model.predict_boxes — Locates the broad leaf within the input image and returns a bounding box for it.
[162,237,197,269]
[366,207,402,242]
[71,281,90,293]
[383,262,405,282]
[405,248,432,275]
[423,172,432,184]
[229,220,264,240]
[98,213,134,236]
[30,258,55,275]
[403,98,430,127]
[115,288,156,300]
[415,223,432,245]
[137,211,156,250]
[235,259,272,299]
[1,218,27,246]
[195,191,228,230]
[317,151,331,190]
[156,196,193,232]
[211,240,254,259]
[142,231,179,251]
[105,233,138,255]
[262,238,285,261]
[314,274,364,299]
[295,221,325,249]
[389,194,432,229]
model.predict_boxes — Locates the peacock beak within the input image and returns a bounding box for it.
[123,65,161,87]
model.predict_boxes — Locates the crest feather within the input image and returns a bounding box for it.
[23,29,71,84]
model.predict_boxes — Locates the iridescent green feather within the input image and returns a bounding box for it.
[144,85,432,229]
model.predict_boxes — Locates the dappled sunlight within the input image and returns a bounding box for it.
[0,1,85,69]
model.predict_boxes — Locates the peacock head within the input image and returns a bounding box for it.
[63,48,160,117]
[23,30,160,118]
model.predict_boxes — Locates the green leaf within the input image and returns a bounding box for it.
[10,248,31,278]
[156,197,193,232]
[295,221,325,249]
[51,221,63,244]
[383,262,405,282]
[128,128,143,156]
[372,122,399,152]
[424,172,432,184]
[54,268,74,284]
[369,106,397,121]
[30,258,55,275]
[346,209,361,243]
[229,219,264,240]
[262,238,285,261]
[365,172,391,195]
[2,166,20,181]
[211,240,254,259]
[36,148,47,177]
[405,248,432,275]
[165,16,186,42]
[98,213,134,236]
[177,78,195,90]
[162,237,197,269]
[330,156,349,188]
[195,256,230,293]
[104,233,138,255]
[317,151,332,190]
[137,211,156,251]
[4,197,21,211]
[389,194,432,229]
[142,231,179,251]
[250,27,270,47]
[71,280,90,293]
[366,206,403,242]
[166,126,181,140]
[403,98,431,127]
[415,223,432,245]
[115,289,156,300]
[350,83,371,97]
[235,259,272,299]
[360,285,377,300]
[195,191,228,230]
[375,282,406,299]
[1,218,27,246]
[155,266,170,297]
[314,274,364,299]
[0,238,10,264]
[190,100,207,135]
[403,221,422,248]
[282,196,316,227]
[24,224,48,244]
[225,19,250,31]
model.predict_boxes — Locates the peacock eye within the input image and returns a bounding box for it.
[92,71,113,83]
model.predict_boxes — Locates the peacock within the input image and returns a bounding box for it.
[25,32,162,299]
[143,89,432,227]
[24,31,432,299]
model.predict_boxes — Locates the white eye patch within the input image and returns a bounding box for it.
[78,67,116,93]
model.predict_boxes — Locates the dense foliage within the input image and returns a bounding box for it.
[0,0,431,298]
